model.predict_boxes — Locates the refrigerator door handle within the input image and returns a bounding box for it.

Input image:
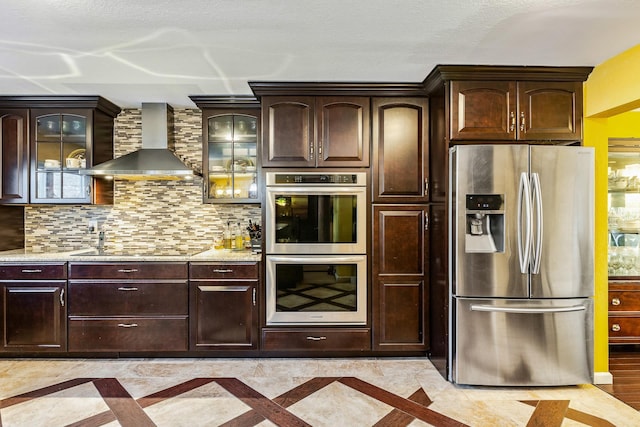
[531,172,543,274]
[470,304,586,314]
[517,172,532,274]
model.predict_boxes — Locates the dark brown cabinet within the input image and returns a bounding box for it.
[259,96,370,167]
[0,110,29,203]
[190,96,261,203]
[372,97,429,203]
[0,96,120,205]
[450,80,583,141]
[189,262,259,350]
[608,280,640,344]
[372,205,429,351]
[0,263,67,352]
[67,262,188,352]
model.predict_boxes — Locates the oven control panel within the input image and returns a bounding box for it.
[266,172,367,186]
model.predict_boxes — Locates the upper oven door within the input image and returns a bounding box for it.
[266,185,367,254]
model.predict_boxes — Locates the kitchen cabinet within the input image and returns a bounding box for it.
[259,96,370,167]
[67,262,188,352]
[607,141,640,344]
[0,263,67,352]
[0,109,29,203]
[372,97,429,203]
[449,80,584,142]
[190,96,260,203]
[608,280,640,344]
[0,96,121,205]
[189,262,259,350]
[371,205,429,351]
[261,328,371,352]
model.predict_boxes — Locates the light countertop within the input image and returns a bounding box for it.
[0,248,262,262]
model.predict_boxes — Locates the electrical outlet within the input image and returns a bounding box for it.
[88,220,98,234]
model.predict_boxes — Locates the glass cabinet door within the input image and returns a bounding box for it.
[206,113,258,202]
[33,112,89,202]
[609,149,640,277]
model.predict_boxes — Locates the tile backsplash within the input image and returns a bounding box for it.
[24,108,261,253]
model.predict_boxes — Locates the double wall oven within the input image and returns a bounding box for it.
[265,171,368,325]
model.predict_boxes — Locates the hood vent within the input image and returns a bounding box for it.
[81,103,197,180]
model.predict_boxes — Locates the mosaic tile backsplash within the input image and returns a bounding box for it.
[24,108,261,253]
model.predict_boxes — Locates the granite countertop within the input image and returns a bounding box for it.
[0,248,262,262]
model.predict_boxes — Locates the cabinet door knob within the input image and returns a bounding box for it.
[520,111,526,132]
[612,298,621,306]
[612,323,621,332]
[510,111,516,132]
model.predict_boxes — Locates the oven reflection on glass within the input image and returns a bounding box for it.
[275,264,357,312]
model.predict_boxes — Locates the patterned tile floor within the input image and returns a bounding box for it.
[0,357,638,426]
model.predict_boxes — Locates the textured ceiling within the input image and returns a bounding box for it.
[1,0,639,108]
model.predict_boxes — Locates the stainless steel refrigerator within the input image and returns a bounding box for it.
[449,144,594,386]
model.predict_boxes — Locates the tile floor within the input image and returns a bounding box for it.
[0,357,638,426]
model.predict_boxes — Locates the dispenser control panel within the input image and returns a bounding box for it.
[466,194,503,211]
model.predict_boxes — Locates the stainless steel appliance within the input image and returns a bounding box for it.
[265,171,368,325]
[449,145,594,386]
[265,171,367,254]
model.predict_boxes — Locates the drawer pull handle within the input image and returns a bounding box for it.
[612,298,621,306]
[213,269,234,273]
[117,287,139,291]
[21,269,43,273]
[306,336,327,341]
[117,323,138,328]
[612,324,621,332]
[117,269,139,273]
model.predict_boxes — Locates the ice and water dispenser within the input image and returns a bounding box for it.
[465,194,505,253]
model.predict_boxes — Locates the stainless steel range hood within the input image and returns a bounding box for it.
[81,103,197,180]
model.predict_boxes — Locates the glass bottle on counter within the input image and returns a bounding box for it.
[234,222,244,250]
[223,221,232,250]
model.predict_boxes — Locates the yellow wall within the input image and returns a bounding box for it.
[585,43,640,375]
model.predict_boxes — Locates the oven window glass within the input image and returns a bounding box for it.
[274,194,356,244]
[275,263,358,312]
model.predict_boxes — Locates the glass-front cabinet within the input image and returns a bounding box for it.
[203,110,259,203]
[32,111,90,202]
[608,143,640,277]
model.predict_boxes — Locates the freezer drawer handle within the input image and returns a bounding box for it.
[470,304,586,314]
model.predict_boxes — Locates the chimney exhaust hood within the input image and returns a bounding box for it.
[81,103,198,180]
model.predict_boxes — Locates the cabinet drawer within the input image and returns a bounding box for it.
[190,262,258,280]
[68,317,188,351]
[0,263,67,280]
[262,328,371,351]
[69,262,188,279]
[68,281,188,316]
[609,291,640,311]
[609,316,640,343]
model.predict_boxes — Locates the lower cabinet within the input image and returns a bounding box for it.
[189,262,259,350]
[67,262,189,352]
[609,280,640,344]
[261,328,371,352]
[0,263,67,352]
[372,205,429,351]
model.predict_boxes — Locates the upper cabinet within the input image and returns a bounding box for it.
[260,96,370,167]
[190,96,260,204]
[372,97,429,203]
[423,65,593,203]
[450,80,583,141]
[0,96,121,205]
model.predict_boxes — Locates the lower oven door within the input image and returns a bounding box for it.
[266,255,367,326]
